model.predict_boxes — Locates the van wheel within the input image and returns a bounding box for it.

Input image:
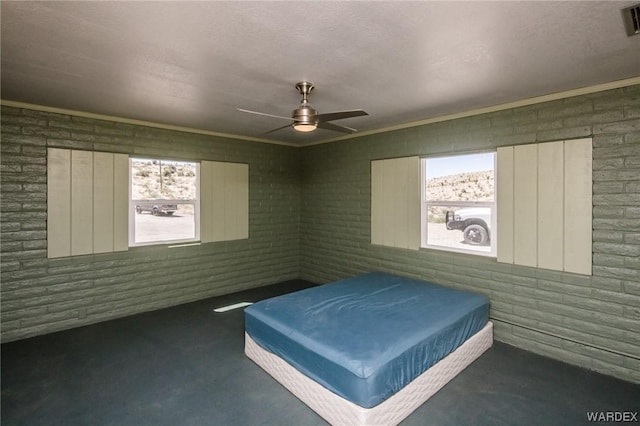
[463,224,489,245]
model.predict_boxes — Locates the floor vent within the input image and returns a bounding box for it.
[622,4,640,36]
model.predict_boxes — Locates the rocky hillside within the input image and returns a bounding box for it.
[426,170,494,202]
[131,159,196,200]
[131,160,492,205]
[426,170,493,222]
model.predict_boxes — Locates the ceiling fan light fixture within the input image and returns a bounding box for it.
[238,81,368,135]
[293,122,317,132]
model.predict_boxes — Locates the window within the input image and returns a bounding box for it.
[129,158,200,246]
[47,150,249,256]
[421,152,496,256]
[371,140,590,272]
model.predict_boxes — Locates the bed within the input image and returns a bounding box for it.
[244,272,493,425]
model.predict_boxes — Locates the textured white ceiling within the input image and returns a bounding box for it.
[2,1,639,145]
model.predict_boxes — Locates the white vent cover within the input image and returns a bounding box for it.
[622,4,640,36]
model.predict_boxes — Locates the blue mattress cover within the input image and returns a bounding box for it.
[245,272,489,408]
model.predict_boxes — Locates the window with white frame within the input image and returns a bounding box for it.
[129,158,200,246]
[421,152,496,256]
[47,150,249,256]
[371,141,590,272]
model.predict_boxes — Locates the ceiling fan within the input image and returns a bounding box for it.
[237,82,368,134]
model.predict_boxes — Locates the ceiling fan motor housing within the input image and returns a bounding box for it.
[292,105,317,125]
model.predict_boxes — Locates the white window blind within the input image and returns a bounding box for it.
[371,156,420,250]
[496,138,592,275]
[47,148,128,258]
[200,161,249,243]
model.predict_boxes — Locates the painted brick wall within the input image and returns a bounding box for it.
[300,85,640,383]
[1,106,301,342]
[2,85,639,384]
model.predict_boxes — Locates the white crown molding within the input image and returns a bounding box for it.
[3,76,639,149]
[305,76,640,147]
[0,100,297,147]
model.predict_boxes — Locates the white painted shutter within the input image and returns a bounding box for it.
[497,139,592,275]
[563,139,593,275]
[47,148,72,258]
[371,156,420,250]
[93,152,115,254]
[496,146,514,264]
[537,141,564,271]
[112,154,129,252]
[47,148,128,258]
[200,161,249,243]
[513,144,538,267]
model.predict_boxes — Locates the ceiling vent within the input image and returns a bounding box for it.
[622,4,640,36]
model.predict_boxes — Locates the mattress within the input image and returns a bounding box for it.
[244,272,489,408]
[245,322,493,425]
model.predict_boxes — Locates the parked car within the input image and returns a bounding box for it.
[445,207,491,245]
[135,201,177,216]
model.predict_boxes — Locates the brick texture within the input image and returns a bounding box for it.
[300,85,640,384]
[1,107,301,341]
[2,85,639,385]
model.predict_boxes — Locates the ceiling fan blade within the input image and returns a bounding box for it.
[263,123,293,135]
[315,110,368,122]
[237,108,292,121]
[316,121,357,134]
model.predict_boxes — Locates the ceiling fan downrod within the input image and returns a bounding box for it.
[295,81,314,105]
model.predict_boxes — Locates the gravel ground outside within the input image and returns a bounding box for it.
[134,209,195,244]
[426,222,491,254]
[133,212,491,254]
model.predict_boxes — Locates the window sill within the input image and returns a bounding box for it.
[420,244,496,258]
[129,239,200,249]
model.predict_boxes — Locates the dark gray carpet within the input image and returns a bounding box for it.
[2,279,638,425]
